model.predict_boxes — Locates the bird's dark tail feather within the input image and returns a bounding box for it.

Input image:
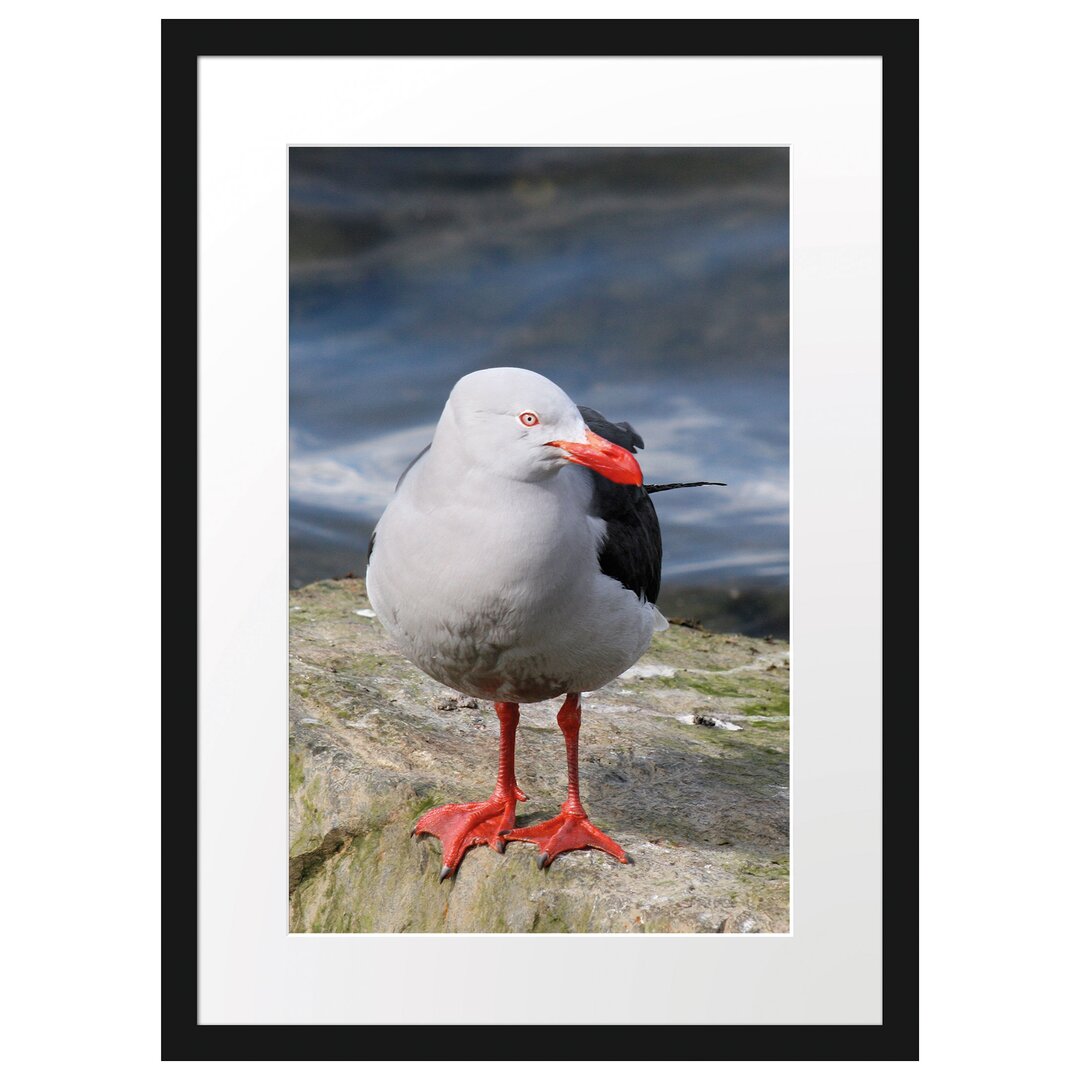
[644,481,727,494]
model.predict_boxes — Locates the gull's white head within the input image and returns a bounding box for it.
[434,367,642,486]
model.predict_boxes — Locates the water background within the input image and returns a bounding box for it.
[290,147,789,637]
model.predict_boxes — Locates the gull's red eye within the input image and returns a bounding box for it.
[518,412,540,427]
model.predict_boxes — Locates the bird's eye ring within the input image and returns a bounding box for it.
[518,412,540,427]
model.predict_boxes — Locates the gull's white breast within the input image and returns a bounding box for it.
[366,459,660,703]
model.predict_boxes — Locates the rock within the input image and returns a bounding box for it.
[687,714,743,731]
[434,692,480,711]
[289,578,790,933]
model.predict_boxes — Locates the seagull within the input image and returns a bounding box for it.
[366,367,723,879]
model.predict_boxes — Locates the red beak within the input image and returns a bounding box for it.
[547,427,643,486]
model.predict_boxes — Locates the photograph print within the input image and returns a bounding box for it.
[288,146,790,934]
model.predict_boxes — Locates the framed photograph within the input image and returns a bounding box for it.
[164,19,917,1059]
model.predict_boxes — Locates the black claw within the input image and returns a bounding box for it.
[494,840,506,854]
[438,866,453,882]
[497,829,512,836]
[624,853,635,865]
[536,852,550,870]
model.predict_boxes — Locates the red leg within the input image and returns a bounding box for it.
[501,694,631,868]
[413,701,528,880]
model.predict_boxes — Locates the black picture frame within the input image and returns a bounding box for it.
[163,18,918,1061]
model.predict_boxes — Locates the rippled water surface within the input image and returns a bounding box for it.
[290,147,789,635]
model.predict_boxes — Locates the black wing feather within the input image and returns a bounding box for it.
[578,406,644,453]
[577,405,662,604]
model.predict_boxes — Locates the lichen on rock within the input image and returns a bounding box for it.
[289,578,790,933]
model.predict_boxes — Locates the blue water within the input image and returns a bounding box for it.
[290,148,789,635]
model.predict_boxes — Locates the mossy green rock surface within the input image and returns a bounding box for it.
[290,578,790,933]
